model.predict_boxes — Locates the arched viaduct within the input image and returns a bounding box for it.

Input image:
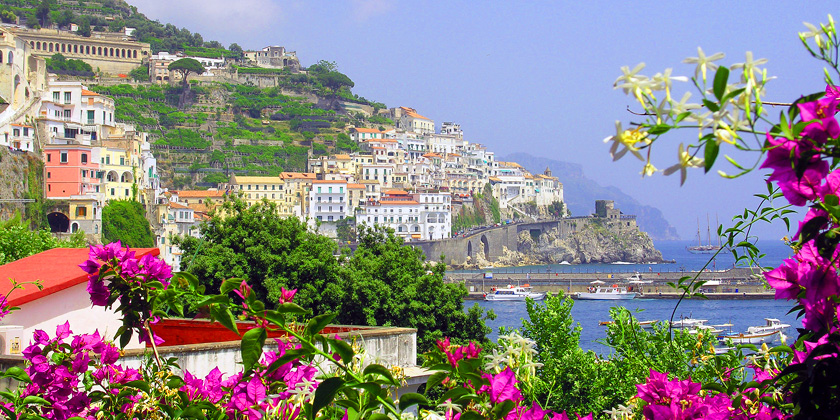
[410,218,588,266]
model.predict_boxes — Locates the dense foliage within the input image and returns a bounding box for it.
[174,196,493,353]
[45,53,93,76]
[0,212,85,265]
[102,200,154,248]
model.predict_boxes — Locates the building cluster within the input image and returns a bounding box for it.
[0,26,564,270]
[224,106,564,243]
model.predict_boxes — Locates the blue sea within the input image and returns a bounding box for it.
[466,240,800,355]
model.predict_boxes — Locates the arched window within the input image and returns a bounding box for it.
[73,45,78,54]
[85,45,90,55]
[133,50,137,59]
[35,41,40,50]
[97,47,102,55]
[109,48,114,56]
[61,44,65,53]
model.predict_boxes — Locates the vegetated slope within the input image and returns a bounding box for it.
[503,153,679,241]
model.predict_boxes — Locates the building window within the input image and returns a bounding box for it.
[60,151,68,163]
[47,172,50,179]
[81,153,87,164]
[76,206,87,217]
[52,92,59,102]
[87,110,95,124]
[64,92,71,104]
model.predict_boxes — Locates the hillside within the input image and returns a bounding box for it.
[503,153,680,241]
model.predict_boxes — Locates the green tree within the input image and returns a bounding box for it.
[336,216,356,243]
[228,43,243,58]
[78,16,91,37]
[168,58,205,88]
[55,8,73,27]
[0,212,85,265]
[129,64,149,82]
[102,200,154,248]
[25,12,39,29]
[175,197,492,352]
[0,10,15,24]
[35,0,51,28]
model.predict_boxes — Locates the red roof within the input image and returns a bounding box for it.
[0,248,159,307]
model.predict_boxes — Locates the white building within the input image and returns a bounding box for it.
[309,179,349,223]
[358,190,451,241]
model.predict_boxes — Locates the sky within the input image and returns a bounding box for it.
[128,0,839,240]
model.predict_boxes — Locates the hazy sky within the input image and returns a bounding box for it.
[129,0,838,240]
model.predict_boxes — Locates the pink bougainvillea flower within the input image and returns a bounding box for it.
[764,260,801,300]
[463,341,481,359]
[794,208,829,241]
[798,97,840,143]
[86,276,109,307]
[436,337,451,353]
[278,287,297,304]
[777,165,827,206]
[480,367,522,404]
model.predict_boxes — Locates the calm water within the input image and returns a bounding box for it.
[465,240,799,355]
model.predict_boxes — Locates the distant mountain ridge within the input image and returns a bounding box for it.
[503,153,680,241]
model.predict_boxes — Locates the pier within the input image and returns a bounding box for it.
[445,267,773,299]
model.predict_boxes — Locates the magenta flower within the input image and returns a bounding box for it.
[764,261,801,300]
[86,276,109,307]
[798,97,840,144]
[777,165,827,206]
[278,287,297,304]
[463,341,481,359]
[138,254,173,285]
[480,367,522,404]
[228,375,267,419]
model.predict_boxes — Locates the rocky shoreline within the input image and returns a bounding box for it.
[456,218,667,269]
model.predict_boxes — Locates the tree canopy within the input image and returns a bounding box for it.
[102,200,154,248]
[168,58,205,87]
[0,212,85,265]
[175,196,492,352]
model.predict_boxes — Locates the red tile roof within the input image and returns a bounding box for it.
[0,248,160,307]
[81,89,99,96]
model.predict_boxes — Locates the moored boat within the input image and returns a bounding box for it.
[746,318,790,335]
[721,330,780,345]
[484,285,546,301]
[575,285,636,300]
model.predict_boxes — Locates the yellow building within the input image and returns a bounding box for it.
[229,175,286,208]
[279,172,317,217]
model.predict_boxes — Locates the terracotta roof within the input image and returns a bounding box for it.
[81,89,99,96]
[359,180,380,184]
[175,190,225,198]
[498,161,523,168]
[347,183,365,189]
[366,138,397,143]
[352,128,382,134]
[422,153,441,158]
[370,146,385,150]
[169,202,191,209]
[399,106,431,121]
[0,248,159,307]
[312,179,348,184]
[10,123,33,128]
[383,189,409,195]
[279,172,317,180]
[333,154,351,160]
[488,176,501,182]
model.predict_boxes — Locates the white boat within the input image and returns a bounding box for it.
[484,285,546,301]
[746,318,790,335]
[721,330,780,345]
[575,285,636,300]
[670,318,709,329]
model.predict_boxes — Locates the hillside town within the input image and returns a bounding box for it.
[0,24,565,271]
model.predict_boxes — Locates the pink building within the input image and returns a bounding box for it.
[44,143,101,199]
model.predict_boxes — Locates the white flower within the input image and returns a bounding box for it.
[669,92,701,118]
[641,161,657,177]
[614,63,656,104]
[651,68,688,101]
[801,21,828,48]
[663,143,704,185]
[604,121,649,161]
[730,51,767,85]
[683,47,725,82]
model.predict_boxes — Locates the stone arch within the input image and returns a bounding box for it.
[61,44,65,53]
[467,241,473,258]
[73,44,78,54]
[106,170,118,182]
[133,50,137,58]
[70,222,79,233]
[109,47,114,56]
[85,45,90,55]
[120,171,133,183]
[47,212,70,233]
[480,234,490,257]
[97,46,102,55]
[36,41,41,50]
[7,51,12,64]
[122,48,126,58]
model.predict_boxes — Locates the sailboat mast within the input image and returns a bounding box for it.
[697,217,702,246]
[707,214,711,246]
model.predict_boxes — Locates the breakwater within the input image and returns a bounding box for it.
[445,267,771,299]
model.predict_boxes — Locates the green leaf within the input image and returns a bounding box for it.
[398,392,429,411]
[2,366,30,383]
[425,371,448,394]
[180,405,207,420]
[647,124,671,135]
[460,413,485,420]
[312,377,345,417]
[240,327,267,371]
[194,294,229,309]
[713,66,729,100]
[702,99,719,112]
[704,139,720,173]
[220,277,245,295]
[363,364,398,386]
[263,310,285,327]
[491,400,515,420]
[209,304,239,335]
[123,380,151,394]
[674,111,691,123]
[327,338,354,364]
[305,312,337,337]
[275,302,308,315]
[21,395,50,405]
[368,414,391,420]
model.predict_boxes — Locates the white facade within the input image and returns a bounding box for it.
[309,180,349,222]
[358,191,451,241]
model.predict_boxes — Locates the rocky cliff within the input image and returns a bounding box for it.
[494,218,666,266]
